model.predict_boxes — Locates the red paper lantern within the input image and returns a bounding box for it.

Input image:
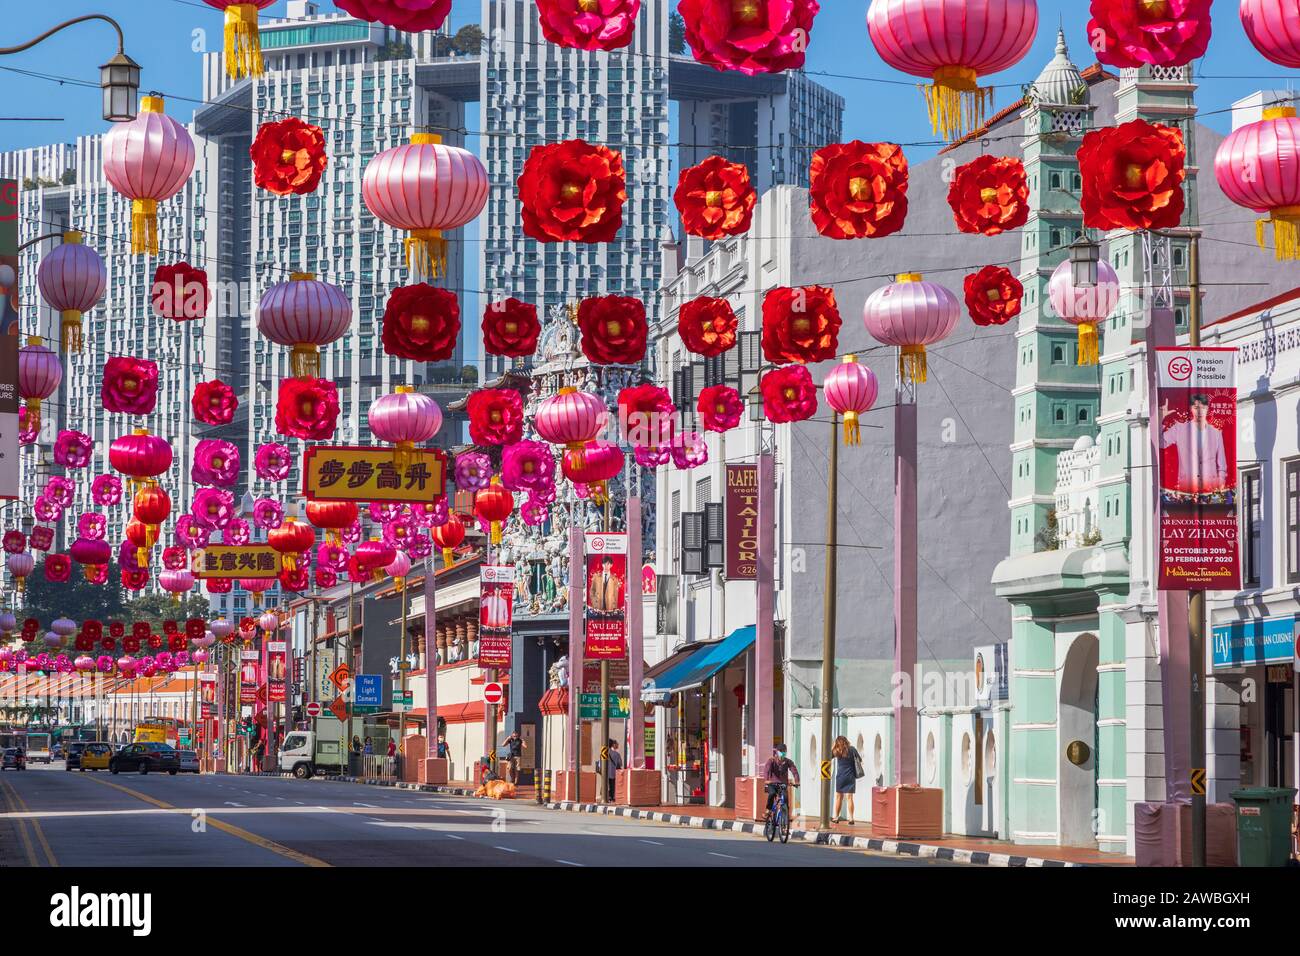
[431,514,465,566]
[268,516,315,572]
[561,440,624,505]
[473,478,514,545]
[306,501,360,545]
[206,577,233,594]
[109,429,174,492]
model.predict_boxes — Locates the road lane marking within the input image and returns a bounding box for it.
[494,846,519,853]
[639,839,664,846]
[555,859,583,866]
[707,852,738,859]
[353,802,378,808]
[83,777,331,868]
[446,834,464,840]
[1,778,57,867]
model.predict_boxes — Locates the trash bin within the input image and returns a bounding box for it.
[1230,787,1297,867]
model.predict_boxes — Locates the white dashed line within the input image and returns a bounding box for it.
[707,852,738,860]
[555,859,583,867]
[640,839,664,846]
[446,834,464,840]
[494,846,519,853]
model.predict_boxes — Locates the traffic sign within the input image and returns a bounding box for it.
[354,674,383,709]
[1191,767,1207,796]
[328,696,349,721]
[820,760,832,781]
[329,663,352,692]
[305,701,322,718]
[483,681,504,705]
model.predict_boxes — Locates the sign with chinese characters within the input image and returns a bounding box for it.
[479,565,514,671]
[0,179,19,500]
[239,649,260,704]
[584,533,627,660]
[266,640,287,704]
[1156,348,1240,590]
[191,545,282,579]
[725,464,758,580]
[302,446,447,503]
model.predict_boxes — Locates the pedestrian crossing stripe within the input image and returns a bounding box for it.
[1191,768,1206,796]
[820,760,831,780]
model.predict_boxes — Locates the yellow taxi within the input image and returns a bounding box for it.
[78,742,113,771]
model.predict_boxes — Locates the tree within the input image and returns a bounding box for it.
[21,564,127,628]
[461,365,479,386]
[452,24,484,55]
[376,40,413,62]
[669,13,687,55]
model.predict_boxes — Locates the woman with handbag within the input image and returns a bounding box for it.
[831,735,864,824]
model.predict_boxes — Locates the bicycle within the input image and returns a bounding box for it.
[764,783,796,844]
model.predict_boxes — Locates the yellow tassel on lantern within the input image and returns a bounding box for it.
[405,228,447,282]
[223,3,265,80]
[136,547,148,567]
[590,481,609,507]
[899,345,928,384]
[394,441,415,472]
[61,310,83,352]
[24,398,42,433]
[15,577,24,594]
[490,521,503,546]
[843,410,861,447]
[282,554,297,573]
[290,344,321,379]
[1257,206,1300,261]
[922,65,993,142]
[1076,322,1099,366]
[442,547,455,567]
[131,199,158,256]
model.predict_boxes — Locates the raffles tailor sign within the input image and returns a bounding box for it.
[584,532,628,660]
[725,464,758,580]
[478,565,514,670]
[0,179,19,500]
[1156,348,1240,590]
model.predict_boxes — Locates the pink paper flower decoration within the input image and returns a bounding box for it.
[679,0,821,75]
[502,440,556,495]
[406,532,432,560]
[408,502,436,528]
[192,488,235,530]
[315,567,338,589]
[672,431,710,469]
[427,497,450,528]
[698,384,744,433]
[222,518,251,546]
[317,542,349,572]
[118,540,146,573]
[54,430,93,468]
[101,357,159,415]
[254,442,291,481]
[341,521,362,545]
[91,474,123,505]
[530,483,558,507]
[77,513,107,540]
[455,451,493,492]
[635,444,671,469]
[192,379,238,425]
[174,515,210,550]
[29,526,54,551]
[18,406,37,445]
[33,496,63,522]
[522,499,549,526]
[382,515,416,550]
[253,497,284,530]
[43,476,76,508]
[536,0,640,51]
[191,438,241,487]
[368,501,403,524]
[162,546,188,570]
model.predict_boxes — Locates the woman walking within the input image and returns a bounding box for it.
[832,735,863,824]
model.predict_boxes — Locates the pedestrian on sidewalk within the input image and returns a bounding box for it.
[601,739,623,800]
[351,735,362,755]
[436,734,449,759]
[831,735,864,824]
[387,738,397,759]
[363,736,373,756]
[252,736,266,773]
[503,730,524,783]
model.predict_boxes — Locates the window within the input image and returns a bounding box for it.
[1243,469,1262,587]
[1054,405,1066,424]
[1051,344,1067,364]
[1076,405,1091,424]
[1287,461,1300,584]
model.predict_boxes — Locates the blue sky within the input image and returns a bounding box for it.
[1,0,1294,155]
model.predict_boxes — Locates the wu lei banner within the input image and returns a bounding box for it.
[1156,348,1240,590]
[302,446,447,502]
[584,532,628,661]
[478,566,514,671]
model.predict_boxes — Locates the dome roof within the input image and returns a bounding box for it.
[1031,29,1088,108]
[1073,434,1094,452]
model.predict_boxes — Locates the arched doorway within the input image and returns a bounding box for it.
[1059,634,1099,847]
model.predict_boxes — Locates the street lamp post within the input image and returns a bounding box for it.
[0,15,140,122]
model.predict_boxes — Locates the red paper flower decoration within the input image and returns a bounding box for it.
[678,297,738,357]
[1087,0,1212,69]
[467,388,525,447]
[578,295,648,365]
[482,298,541,357]
[1079,119,1186,233]
[674,155,756,239]
[761,286,841,365]
[101,357,159,415]
[151,261,209,320]
[963,266,1024,327]
[809,140,909,240]
[382,283,461,361]
[761,365,818,423]
[275,377,340,440]
[335,0,451,31]
[536,0,640,50]
[698,385,744,433]
[518,140,626,243]
[192,379,238,426]
[679,0,820,75]
[206,577,233,594]
[251,117,328,196]
[618,384,675,448]
[44,554,71,583]
[948,156,1030,236]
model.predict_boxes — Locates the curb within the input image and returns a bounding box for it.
[544,800,1087,867]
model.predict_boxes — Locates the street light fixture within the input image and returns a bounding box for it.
[0,15,139,122]
[1069,234,1101,288]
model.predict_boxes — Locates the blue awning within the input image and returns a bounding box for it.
[643,626,756,701]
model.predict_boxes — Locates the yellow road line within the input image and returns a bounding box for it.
[0,778,40,867]
[85,776,331,868]
[3,779,57,867]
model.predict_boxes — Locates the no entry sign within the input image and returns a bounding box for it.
[483,681,504,705]
[305,701,322,718]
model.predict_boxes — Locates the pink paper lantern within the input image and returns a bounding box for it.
[362,134,488,281]
[17,336,61,431]
[102,96,196,256]
[823,355,880,446]
[1215,104,1300,261]
[336,0,451,31]
[862,273,959,384]
[1047,259,1120,367]
[368,386,443,467]
[256,272,353,379]
[1240,0,1300,68]
[37,232,106,352]
[534,387,609,458]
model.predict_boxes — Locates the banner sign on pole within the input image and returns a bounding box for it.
[0,179,20,500]
[725,464,759,580]
[191,545,282,578]
[239,649,260,705]
[1156,348,1240,590]
[584,532,628,660]
[478,565,515,670]
[267,640,287,703]
[302,446,447,503]
[199,671,216,719]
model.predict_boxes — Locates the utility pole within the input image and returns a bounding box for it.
[1187,232,1206,868]
[819,412,839,829]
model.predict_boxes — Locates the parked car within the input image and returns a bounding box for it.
[109,742,179,775]
[63,741,88,770]
[79,743,113,772]
[1,748,25,770]
[177,750,200,774]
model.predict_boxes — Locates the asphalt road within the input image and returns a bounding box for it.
[0,763,950,868]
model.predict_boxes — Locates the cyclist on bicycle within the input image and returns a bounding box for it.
[763,744,800,819]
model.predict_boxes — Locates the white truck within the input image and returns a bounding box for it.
[279,724,347,779]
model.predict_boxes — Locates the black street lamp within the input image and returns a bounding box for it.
[0,14,140,122]
[1069,234,1101,288]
